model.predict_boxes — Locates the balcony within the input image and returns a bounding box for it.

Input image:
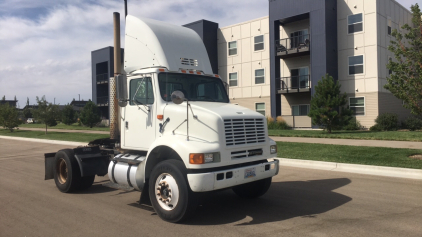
[97,96,109,106]
[96,73,109,84]
[277,75,311,94]
[275,34,310,58]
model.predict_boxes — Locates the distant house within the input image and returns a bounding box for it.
[0,100,18,108]
[70,100,88,108]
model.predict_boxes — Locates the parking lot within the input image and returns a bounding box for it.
[1,138,421,237]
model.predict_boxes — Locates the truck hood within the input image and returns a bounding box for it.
[161,102,265,143]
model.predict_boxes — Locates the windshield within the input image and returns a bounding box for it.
[158,73,229,103]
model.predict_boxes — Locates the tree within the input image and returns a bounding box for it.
[62,104,77,125]
[308,74,352,133]
[80,100,101,128]
[385,4,422,115]
[1,96,5,101]
[26,97,29,106]
[33,96,60,134]
[0,104,21,132]
[23,106,32,119]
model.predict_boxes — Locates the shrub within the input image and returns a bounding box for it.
[267,116,290,130]
[374,113,399,131]
[342,117,363,130]
[369,124,383,131]
[402,116,422,131]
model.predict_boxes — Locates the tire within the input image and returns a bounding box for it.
[80,176,95,190]
[232,177,272,198]
[149,160,197,223]
[53,149,82,193]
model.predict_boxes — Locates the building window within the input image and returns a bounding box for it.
[255,69,265,84]
[256,103,265,116]
[229,72,238,87]
[387,18,392,35]
[254,35,264,51]
[348,13,363,34]
[228,41,237,56]
[292,105,309,116]
[348,55,364,75]
[350,97,365,116]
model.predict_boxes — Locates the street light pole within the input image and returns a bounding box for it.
[78,94,80,101]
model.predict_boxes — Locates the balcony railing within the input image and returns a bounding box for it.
[96,96,109,106]
[275,34,310,57]
[277,75,311,93]
[96,73,109,83]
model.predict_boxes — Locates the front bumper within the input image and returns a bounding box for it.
[187,160,279,192]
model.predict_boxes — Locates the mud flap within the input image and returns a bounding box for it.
[44,152,56,180]
[139,181,151,205]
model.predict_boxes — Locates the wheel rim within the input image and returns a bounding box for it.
[57,158,68,184]
[155,173,180,211]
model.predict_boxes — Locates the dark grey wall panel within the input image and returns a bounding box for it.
[269,0,337,118]
[184,20,219,74]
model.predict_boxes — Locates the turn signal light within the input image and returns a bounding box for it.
[214,74,220,78]
[181,70,186,73]
[189,153,204,164]
[157,115,163,120]
[159,69,165,72]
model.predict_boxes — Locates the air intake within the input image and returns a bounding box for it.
[224,118,266,146]
[180,58,198,66]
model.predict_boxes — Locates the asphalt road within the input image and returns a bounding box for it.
[1,139,421,237]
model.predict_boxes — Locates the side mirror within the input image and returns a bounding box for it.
[171,91,185,105]
[116,74,128,107]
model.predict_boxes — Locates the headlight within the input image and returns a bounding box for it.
[270,145,277,154]
[189,153,220,164]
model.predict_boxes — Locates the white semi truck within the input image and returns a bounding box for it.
[44,13,279,223]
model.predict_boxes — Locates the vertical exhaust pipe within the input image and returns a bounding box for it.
[110,12,121,140]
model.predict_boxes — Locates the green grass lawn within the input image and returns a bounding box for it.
[269,129,422,142]
[0,129,109,143]
[19,123,110,131]
[277,141,422,169]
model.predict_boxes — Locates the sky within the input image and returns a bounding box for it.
[0,0,418,108]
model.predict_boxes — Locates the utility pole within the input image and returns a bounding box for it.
[78,94,80,101]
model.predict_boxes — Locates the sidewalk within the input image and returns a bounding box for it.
[270,136,422,149]
[18,127,109,135]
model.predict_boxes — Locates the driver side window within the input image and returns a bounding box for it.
[130,77,154,105]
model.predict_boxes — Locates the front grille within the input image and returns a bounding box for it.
[224,118,266,146]
[231,149,263,159]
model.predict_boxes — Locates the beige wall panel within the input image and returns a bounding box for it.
[251,50,262,62]
[338,50,349,80]
[284,93,311,108]
[242,87,252,98]
[364,13,377,46]
[347,0,364,15]
[231,97,271,117]
[295,116,312,128]
[231,25,241,41]
[232,53,241,65]
[250,20,261,36]
[251,86,262,97]
[241,38,251,63]
[337,0,350,20]
[261,33,270,59]
[379,47,387,79]
[379,0,386,16]
[217,29,225,42]
[218,43,228,66]
[221,28,231,42]
[282,116,294,127]
[338,19,347,51]
[365,78,378,93]
[261,59,270,85]
[339,80,355,94]
[348,92,378,128]
[282,19,309,36]
[260,19,269,34]
[241,62,252,87]
[379,79,388,93]
[364,45,378,79]
[241,23,251,39]
[232,88,242,99]
[354,79,366,93]
[281,95,292,115]
[347,33,364,49]
[394,2,400,21]
[262,85,271,97]
[364,0,377,13]
[378,92,411,121]
[282,56,310,77]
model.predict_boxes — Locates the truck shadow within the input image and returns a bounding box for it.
[184,178,352,225]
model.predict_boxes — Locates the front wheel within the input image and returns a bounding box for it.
[149,160,197,223]
[232,177,272,198]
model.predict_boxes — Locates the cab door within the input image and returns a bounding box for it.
[123,76,156,150]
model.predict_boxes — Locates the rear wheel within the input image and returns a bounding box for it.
[149,160,197,223]
[232,177,272,198]
[54,149,82,193]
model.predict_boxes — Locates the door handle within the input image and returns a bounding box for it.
[125,121,129,129]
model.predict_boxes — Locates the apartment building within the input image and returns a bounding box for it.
[91,0,413,128]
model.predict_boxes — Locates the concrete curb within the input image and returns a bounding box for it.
[277,158,422,180]
[0,136,86,147]
[1,136,421,180]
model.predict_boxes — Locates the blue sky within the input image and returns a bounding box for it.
[0,0,418,107]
